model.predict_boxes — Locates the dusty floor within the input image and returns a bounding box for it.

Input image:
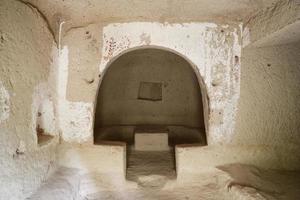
[79,147,226,200]
[29,146,300,200]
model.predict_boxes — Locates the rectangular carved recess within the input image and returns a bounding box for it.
[138,81,162,101]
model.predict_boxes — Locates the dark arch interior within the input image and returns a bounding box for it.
[94,48,207,146]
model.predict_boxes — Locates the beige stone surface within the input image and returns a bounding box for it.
[1,0,300,199]
[0,1,59,199]
[63,24,101,103]
[24,0,280,34]
[29,163,300,200]
[58,142,127,176]
[60,22,241,145]
[27,167,80,200]
[135,132,169,151]
[233,43,300,169]
[175,144,300,177]
[244,0,300,47]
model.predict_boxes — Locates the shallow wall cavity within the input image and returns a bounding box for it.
[94,48,206,145]
[0,1,59,199]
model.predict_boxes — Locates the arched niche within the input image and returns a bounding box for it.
[93,46,209,146]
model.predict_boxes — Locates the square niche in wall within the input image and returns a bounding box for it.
[138,81,162,101]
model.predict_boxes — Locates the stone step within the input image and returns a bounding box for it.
[126,149,176,188]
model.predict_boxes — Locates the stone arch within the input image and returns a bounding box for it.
[93,45,210,144]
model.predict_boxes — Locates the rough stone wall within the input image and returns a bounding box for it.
[59,22,241,145]
[0,1,59,199]
[175,0,300,173]
[233,43,300,169]
[22,0,280,33]
[243,0,300,47]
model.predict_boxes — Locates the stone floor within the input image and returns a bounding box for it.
[126,148,176,187]
[28,147,300,200]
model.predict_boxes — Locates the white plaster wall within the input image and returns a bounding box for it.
[61,22,242,145]
[57,47,94,143]
[0,81,10,122]
[0,1,59,199]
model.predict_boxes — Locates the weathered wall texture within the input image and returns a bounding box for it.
[58,142,126,176]
[233,43,300,169]
[243,0,300,47]
[60,22,241,145]
[177,43,300,172]
[0,1,59,199]
[95,49,204,128]
[23,0,280,34]
[174,0,300,173]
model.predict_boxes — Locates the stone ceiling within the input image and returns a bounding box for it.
[23,0,280,32]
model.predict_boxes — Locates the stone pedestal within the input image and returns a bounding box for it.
[134,130,169,151]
